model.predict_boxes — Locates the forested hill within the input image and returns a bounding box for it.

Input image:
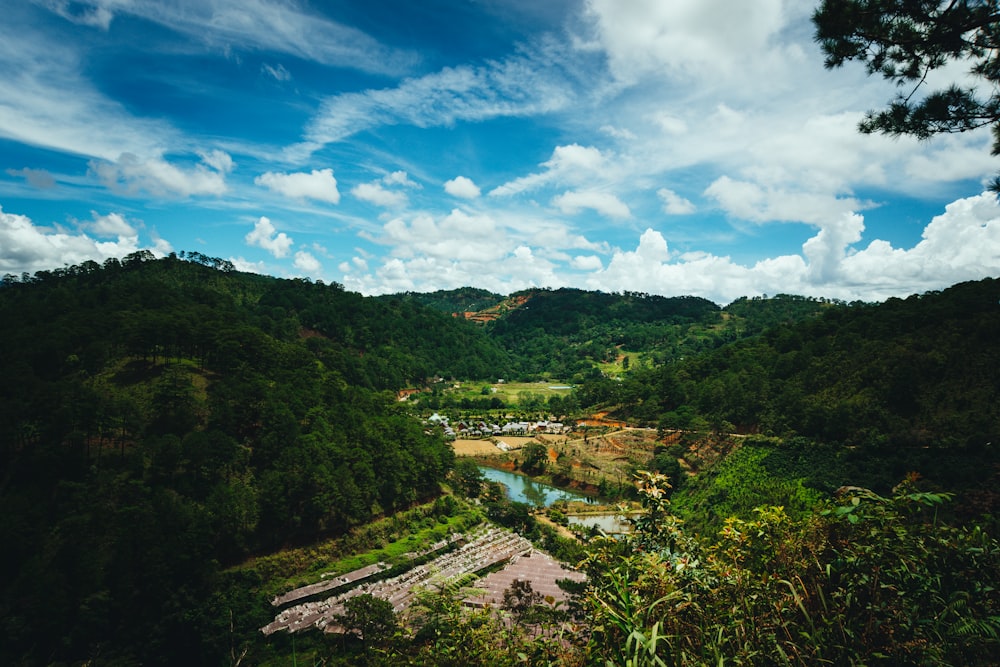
[588,278,1000,494]
[0,253,498,664]
[386,286,834,379]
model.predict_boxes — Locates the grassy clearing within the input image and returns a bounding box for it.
[447,380,574,404]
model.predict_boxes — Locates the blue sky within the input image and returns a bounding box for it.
[2,0,998,304]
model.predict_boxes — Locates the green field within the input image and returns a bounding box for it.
[446,380,574,404]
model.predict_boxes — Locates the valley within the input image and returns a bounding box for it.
[0,258,997,666]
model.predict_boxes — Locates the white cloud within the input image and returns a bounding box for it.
[444,176,481,199]
[658,188,695,215]
[293,250,322,275]
[341,192,1000,303]
[198,149,235,173]
[84,211,136,237]
[245,216,293,258]
[340,248,563,296]
[585,0,795,86]
[491,143,610,197]
[382,209,507,262]
[295,36,603,157]
[802,213,866,283]
[571,255,603,271]
[0,204,148,275]
[552,190,631,219]
[383,171,420,188]
[90,152,229,197]
[600,124,636,141]
[352,182,408,208]
[0,19,174,161]
[579,192,1000,303]
[704,176,865,228]
[38,0,418,76]
[255,168,340,204]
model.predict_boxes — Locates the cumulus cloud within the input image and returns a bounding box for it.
[340,192,1000,304]
[245,216,293,257]
[84,211,136,237]
[340,247,562,296]
[552,190,631,219]
[582,193,1000,303]
[0,204,149,275]
[571,255,603,271]
[255,168,340,204]
[444,176,481,199]
[90,152,230,197]
[293,249,322,275]
[383,171,420,188]
[802,213,866,283]
[382,209,506,262]
[658,188,695,215]
[585,0,792,85]
[352,182,408,208]
[705,176,865,228]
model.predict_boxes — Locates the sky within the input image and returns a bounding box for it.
[2,0,999,305]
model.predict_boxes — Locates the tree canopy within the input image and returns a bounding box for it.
[813,0,1000,187]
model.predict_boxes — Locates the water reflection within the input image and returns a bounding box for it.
[478,466,594,507]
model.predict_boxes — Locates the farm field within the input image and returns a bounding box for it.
[447,380,574,404]
[452,439,505,456]
[452,436,541,456]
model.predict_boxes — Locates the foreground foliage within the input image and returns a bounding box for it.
[582,472,1000,666]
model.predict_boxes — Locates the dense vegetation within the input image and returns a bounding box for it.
[577,280,1000,497]
[381,286,506,315]
[0,254,498,664]
[1,256,997,665]
[393,287,831,381]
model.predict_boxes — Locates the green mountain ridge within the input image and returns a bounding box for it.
[1,257,998,665]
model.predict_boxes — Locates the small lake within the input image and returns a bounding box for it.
[478,466,595,507]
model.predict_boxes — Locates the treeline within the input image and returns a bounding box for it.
[0,255,486,664]
[382,286,505,314]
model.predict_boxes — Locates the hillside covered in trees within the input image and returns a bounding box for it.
[1,256,997,665]
[0,254,502,663]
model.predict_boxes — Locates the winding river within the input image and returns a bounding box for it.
[478,466,595,507]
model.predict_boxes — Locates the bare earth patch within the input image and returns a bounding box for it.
[452,436,542,456]
[452,439,505,456]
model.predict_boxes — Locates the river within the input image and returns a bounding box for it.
[478,466,595,507]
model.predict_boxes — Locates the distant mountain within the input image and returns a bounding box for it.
[379,287,505,316]
[378,286,837,380]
